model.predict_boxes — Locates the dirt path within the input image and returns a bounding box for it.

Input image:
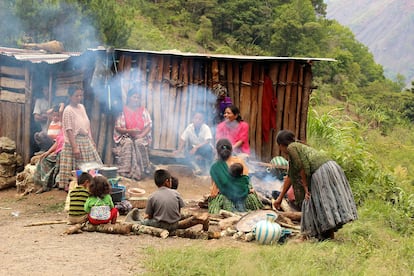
[0,174,246,275]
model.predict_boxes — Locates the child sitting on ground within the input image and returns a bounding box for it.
[125,169,209,232]
[67,172,92,225]
[84,175,118,225]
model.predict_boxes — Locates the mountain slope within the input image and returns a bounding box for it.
[326,0,414,85]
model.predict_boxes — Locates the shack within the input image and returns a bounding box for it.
[0,46,334,164]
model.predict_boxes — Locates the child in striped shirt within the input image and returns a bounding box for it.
[67,172,92,225]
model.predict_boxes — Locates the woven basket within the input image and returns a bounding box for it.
[129,197,148,209]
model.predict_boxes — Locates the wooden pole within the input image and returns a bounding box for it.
[240,62,252,124]
[249,63,260,159]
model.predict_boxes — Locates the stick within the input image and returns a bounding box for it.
[24,220,67,227]
[277,221,301,232]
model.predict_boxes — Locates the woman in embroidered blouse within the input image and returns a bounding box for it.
[215,105,250,156]
[273,130,358,241]
[58,86,102,191]
[113,87,152,180]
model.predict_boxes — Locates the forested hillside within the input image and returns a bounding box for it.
[326,0,414,85]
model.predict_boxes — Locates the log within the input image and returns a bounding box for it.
[277,221,301,232]
[24,220,67,227]
[64,224,83,235]
[219,210,241,218]
[276,211,301,222]
[82,223,132,235]
[218,216,241,230]
[131,224,169,239]
[174,229,221,240]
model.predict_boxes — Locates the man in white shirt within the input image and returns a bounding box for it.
[175,112,214,175]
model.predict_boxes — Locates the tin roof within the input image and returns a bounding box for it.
[115,48,336,62]
[0,47,81,64]
[0,46,335,65]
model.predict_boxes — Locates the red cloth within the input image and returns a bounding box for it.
[87,207,118,225]
[123,106,145,130]
[262,75,277,142]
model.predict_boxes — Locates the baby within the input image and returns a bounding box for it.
[229,162,244,178]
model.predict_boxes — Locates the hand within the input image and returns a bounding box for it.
[72,146,81,160]
[305,191,311,200]
[273,197,282,210]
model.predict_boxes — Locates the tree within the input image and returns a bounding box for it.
[195,16,213,50]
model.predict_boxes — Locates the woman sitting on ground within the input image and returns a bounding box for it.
[33,130,64,194]
[208,138,263,214]
[113,87,153,180]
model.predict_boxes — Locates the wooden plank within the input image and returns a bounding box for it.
[170,58,180,150]
[233,62,240,110]
[0,77,26,90]
[104,114,115,165]
[162,56,174,149]
[212,60,219,87]
[240,62,252,124]
[0,90,25,103]
[283,61,295,132]
[138,54,148,110]
[267,64,280,159]
[23,67,31,163]
[148,57,160,149]
[300,65,313,142]
[226,61,234,101]
[0,66,25,76]
[275,63,287,156]
[295,64,304,139]
[288,62,299,133]
[249,63,260,159]
[178,58,189,150]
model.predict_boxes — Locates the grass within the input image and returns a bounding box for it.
[138,96,414,275]
[140,200,413,275]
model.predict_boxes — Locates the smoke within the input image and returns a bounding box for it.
[0,1,101,51]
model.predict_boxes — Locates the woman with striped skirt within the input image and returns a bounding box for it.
[273,130,358,241]
[57,86,102,191]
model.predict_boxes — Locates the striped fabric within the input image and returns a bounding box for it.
[208,193,263,214]
[57,135,102,189]
[68,186,90,216]
[270,156,289,168]
[301,161,358,239]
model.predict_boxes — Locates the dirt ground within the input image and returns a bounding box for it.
[0,171,261,276]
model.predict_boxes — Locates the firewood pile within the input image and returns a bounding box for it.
[0,137,23,191]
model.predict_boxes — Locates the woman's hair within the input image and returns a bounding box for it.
[276,130,296,146]
[89,175,111,197]
[67,85,81,96]
[127,86,139,100]
[216,138,233,161]
[154,169,171,187]
[225,105,242,122]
